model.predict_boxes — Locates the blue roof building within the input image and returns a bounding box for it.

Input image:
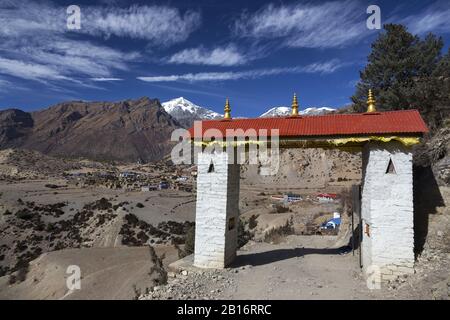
[321,217,341,229]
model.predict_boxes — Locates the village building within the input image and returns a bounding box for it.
[316,193,338,203]
[141,185,158,192]
[158,181,170,190]
[119,171,138,178]
[321,217,341,230]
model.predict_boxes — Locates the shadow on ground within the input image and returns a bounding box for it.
[413,165,445,258]
[231,246,351,267]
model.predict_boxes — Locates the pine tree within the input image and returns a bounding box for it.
[351,24,449,130]
[428,48,450,128]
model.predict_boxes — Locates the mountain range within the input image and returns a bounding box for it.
[259,106,336,117]
[162,97,336,122]
[0,96,336,162]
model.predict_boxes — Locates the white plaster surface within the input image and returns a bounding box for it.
[194,151,240,268]
[361,142,415,279]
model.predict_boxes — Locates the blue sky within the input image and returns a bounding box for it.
[0,0,449,117]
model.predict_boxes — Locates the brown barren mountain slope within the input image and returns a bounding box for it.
[0,97,180,162]
[0,109,34,147]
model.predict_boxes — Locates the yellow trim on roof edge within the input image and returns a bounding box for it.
[192,136,421,147]
[328,136,420,147]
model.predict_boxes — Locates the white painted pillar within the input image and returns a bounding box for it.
[361,142,415,281]
[194,151,240,268]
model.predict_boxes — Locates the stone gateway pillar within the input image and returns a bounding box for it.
[361,142,415,281]
[194,151,240,268]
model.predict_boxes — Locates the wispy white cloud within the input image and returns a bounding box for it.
[168,44,247,66]
[0,36,137,84]
[91,77,123,81]
[0,0,200,86]
[400,1,450,35]
[82,5,201,46]
[233,1,368,49]
[0,57,72,82]
[0,1,200,45]
[138,59,347,82]
[0,77,12,92]
[0,77,11,85]
[300,60,346,73]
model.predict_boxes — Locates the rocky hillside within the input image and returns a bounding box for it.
[0,149,117,180]
[242,148,362,188]
[0,109,34,147]
[414,126,450,186]
[0,97,180,163]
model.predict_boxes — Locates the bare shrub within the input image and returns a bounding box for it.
[184,226,195,254]
[264,218,294,244]
[248,214,258,230]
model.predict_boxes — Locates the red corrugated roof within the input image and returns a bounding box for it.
[188,110,428,139]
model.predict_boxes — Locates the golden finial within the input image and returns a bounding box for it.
[224,98,231,119]
[291,93,299,116]
[367,89,377,113]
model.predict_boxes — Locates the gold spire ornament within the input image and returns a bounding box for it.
[291,93,299,116]
[224,98,231,119]
[367,89,377,113]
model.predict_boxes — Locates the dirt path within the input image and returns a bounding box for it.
[221,235,373,299]
[142,235,380,300]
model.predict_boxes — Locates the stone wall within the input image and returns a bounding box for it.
[361,142,415,282]
[194,151,240,268]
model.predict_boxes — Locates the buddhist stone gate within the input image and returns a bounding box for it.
[187,91,428,281]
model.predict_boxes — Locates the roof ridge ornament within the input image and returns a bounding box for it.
[291,93,299,116]
[367,89,377,113]
[224,98,231,119]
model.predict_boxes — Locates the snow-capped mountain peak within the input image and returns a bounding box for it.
[259,106,291,117]
[162,97,336,127]
[301,107,336,115]
[162,97,195,113]
[162,97,222,128]
[260,106,335,117]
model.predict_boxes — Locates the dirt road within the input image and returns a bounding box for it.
[221,235,373,299]
[143,235,380,300]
